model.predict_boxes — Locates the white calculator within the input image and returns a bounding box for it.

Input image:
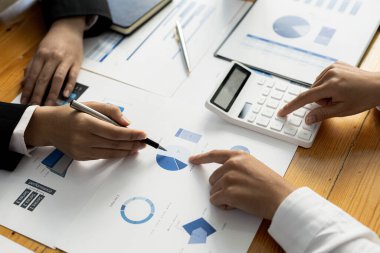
[206,62,320,148]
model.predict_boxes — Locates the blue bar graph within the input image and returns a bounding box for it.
[339,0,351,12]
[327,0,338,9]
[350,1,362,15]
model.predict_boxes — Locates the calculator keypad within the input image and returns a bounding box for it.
[240,76,318,145]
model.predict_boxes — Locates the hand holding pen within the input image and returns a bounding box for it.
[70,100,166,151]
[25,101,150,161]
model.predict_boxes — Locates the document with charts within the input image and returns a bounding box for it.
[216,0,380,85]
[0,64,297,252]
[56,58,297,253]
[82,0,252,96]
[0,72,166,248]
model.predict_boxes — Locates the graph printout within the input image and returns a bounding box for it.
[217,0,380,85]
[82,0,252,96]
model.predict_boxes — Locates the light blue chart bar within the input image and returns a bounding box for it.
[175,128,202,143]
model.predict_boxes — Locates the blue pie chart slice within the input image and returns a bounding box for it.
[156,145,190,171]
[273,16,310,39]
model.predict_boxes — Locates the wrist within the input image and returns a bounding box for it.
[373,72,380,105]
[270,181,296,219]
[50,16,86,35]
[24,107,54,147]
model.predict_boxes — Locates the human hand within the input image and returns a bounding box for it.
[189,150,295,220]
[21,17,86,106]
[24,102,147,160]
[278,62,380,124]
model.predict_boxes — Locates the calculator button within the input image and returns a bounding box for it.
[302,123,315,131]
[271,90,284,100]
[262,107,275,118]
[275,81,288,92]
[288,116,302,127]
[257,96,266,105]
[298,129,312,140]
[247,113,257,123]
[262,88,271,96]
[270,120,284,131]
[266,79,275,88]
[284,124,298,136]
[266,99,279,109]
[256,116,270,127]
[252,104,262,113]
[257,77,266,85]
[294,108,307,117]
[275,115,287,123]
[284,94,295,103]
[288,86,300,95]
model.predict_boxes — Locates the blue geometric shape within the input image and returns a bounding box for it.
[42,149,64,168]
[175,128,202,143]
[273,16,310,39]
[41,149,72,178]
[189,227,208,244]
[231,145,250,154]
[119,106,125,112]
[183,218,216,237]
[120,197,155,224]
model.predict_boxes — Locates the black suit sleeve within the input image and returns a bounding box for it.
[41,0,112,36]
[0,102,29,171]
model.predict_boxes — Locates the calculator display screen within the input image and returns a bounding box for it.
[211,64,250,112]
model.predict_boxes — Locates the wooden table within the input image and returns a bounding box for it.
[1,2,379,253]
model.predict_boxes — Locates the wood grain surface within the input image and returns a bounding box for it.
[0,2,379,252]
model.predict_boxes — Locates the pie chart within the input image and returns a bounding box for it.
[231,145,250,154]
[273,16,310,39]
[156,145,190,171]
[120,197,155,224]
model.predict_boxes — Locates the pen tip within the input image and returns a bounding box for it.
[159,146,167,151]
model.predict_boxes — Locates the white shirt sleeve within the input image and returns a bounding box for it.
[376,106,380,111]
[268,187,380,253]
[9,105,38,156]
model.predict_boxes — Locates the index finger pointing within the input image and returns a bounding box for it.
[189,150,238,165]
[278,86,330,117]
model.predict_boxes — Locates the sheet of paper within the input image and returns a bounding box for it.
[217,0,380,85]
[57,55,297,253]
[0,235,32,253]
[82,0,252,96]
[0,71,167,248]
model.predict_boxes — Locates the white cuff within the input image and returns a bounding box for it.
[268,187,380,253]
[376,106,380,111]
[9,105,38,156]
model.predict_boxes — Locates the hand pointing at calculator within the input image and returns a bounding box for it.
[278,62,380,124]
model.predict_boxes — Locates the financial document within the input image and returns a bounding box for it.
[57,56,297,253]
[217,0,380,85]
[82,0,252,96]
[0,72,167,248]
[0,59,297,252]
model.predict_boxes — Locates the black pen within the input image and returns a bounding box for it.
[70,100,167,151]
